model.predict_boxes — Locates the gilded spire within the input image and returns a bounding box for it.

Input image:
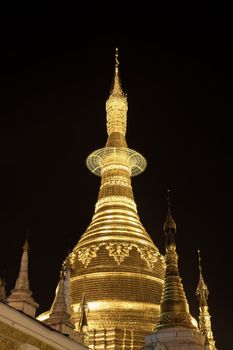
[157,193,194,329]
[110,47,124,97]
[196,250,216,349]
[69,50,164,350]
[105,47,128,139]
[43,266,77,339]
[15,238,30,290]
[86,48,146,176]
[115,47,119,65]
[46,267,73,328]
[63,255,73,314]
[6,237,39,317]
[196,250,209,307]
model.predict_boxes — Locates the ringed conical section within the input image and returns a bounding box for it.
[157,200,195,329]
[68,50,165,350]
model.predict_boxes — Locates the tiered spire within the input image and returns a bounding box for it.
[106,47,127,139]
[45,266,74,336]
[69,49,165,350]
[15,239,30,289]
[157,191,194,329]
[86,48,146,176]
[6,238,38,317]
[196,250,216,349]
[63,254,73,315]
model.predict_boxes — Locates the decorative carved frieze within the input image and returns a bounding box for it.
[65,252,76,269]
[105,242,133,265]
[77,245,100,268]
[158,311,193,326]
[76,242,163,270]
[137,246,159,270]
[159,255,166,269]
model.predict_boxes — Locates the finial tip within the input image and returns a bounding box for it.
[23,230,30,251]
[198,250,202,272]
[167,188,171,210]
[115,47,119,66]
[164,189,176,234]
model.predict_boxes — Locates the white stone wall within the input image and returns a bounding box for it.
[144,326,205,350]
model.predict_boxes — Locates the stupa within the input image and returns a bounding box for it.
[67,49,165,349]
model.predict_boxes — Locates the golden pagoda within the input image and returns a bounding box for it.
[67,49,165,349]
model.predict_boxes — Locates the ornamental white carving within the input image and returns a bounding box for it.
[105,242,132,265]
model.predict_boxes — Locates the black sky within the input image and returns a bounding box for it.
[0,3,232,348]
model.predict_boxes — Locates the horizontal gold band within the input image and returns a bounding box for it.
[72,299,160,312]
[71,271,164,284]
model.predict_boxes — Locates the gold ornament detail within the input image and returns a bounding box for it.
[159,254,166,269]
[158,311,193,326]
[137,246,159,269]
[76,242,162,269]
[66,252,76,268]
[86,147,147,177]
[77,245,100,268]
[105,242,133,265]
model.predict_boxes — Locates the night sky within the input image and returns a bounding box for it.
[0,3,232,349]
